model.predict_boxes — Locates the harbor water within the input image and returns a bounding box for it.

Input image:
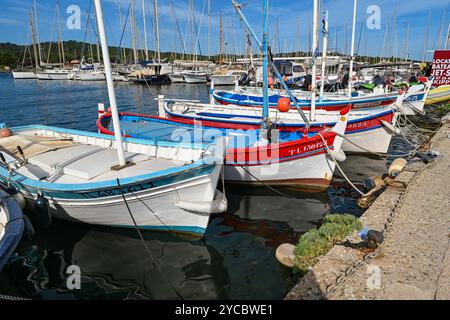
[0,73,437,300]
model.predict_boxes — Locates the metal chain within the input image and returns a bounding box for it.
[318,167,423,299]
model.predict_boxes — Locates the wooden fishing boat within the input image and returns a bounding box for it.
[97,105,350,190]
[159,98,399,154]
[0,125,227,236]
[212,87,399,111]
[0,189,24,271]
[425,85,450,105]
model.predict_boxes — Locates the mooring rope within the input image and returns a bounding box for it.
[115,178,184,300]
[0,294,31,301]
[317,133,365,196]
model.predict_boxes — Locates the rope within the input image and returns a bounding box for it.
[317,133,365,196]
[237,164,304,200]
[0,294,31,301]
[116,178,184,300]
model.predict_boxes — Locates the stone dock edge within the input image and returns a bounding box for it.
[285,122,450,300]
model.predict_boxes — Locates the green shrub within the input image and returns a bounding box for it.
[293,214,363,274]
[437,104,450,115]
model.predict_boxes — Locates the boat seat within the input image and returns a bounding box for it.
[29,145,150,180]
[0,135,75,158]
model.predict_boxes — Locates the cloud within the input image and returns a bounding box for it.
[0,17,21,26]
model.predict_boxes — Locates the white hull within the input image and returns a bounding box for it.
[183,73,208,84]
[71,72,106,81]
[36,72,70,80]
[211,75,237,86]
[1,126,228,236]
[225,152,336,189]
[21,164,222,234]
[12,71,36,79]
[343,125,394,153]
[169,74,186,83]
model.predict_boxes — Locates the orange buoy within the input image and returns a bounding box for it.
[0,127,12,138]
[277,97,291,112]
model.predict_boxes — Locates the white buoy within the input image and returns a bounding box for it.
[329,149,347,162]
[175,192,228,214]
[209,80,215,105]
[388,158,407,178]
[276,243,296,268]
[381,120,401,135]
[157,95,166,118]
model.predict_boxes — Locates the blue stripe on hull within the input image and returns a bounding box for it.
[0,164,215,201]
[114,224,206,235]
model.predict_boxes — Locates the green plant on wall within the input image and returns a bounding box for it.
[294,214,363,274]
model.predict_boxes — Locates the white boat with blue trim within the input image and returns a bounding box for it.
[0,124,227,236]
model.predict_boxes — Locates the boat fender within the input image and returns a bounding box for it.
[33,193,52,229]
[388,158,407,178]
[22,214,36,240]
[0,127,12,138]
[4,187,26,210]
[381,120,400,135]
[328,149,347,162]
[275,243,296,268]
[175,192,228,214]
[363,175,384,191]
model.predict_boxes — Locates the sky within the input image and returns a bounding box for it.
[0,0,449,61]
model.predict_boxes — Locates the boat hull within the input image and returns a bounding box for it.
[163,104,397,154]
[213,90,397,111]
[0,125,227,237]
[183,74,208,84]
[12,71,36,79]
[224,147,335,191]
[36,72,70,80]
[169,74,186,83]
[14,164,221,236]
[426,85,450,105]
[211,75,237,86]
[134,74,171,85]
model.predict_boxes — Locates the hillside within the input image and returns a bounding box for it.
[0,40,222,68]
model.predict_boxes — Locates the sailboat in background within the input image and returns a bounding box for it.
[12,4,40,79]
[134,0,172,85]
[0,0,228,237]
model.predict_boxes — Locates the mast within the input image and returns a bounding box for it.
[319,10,328,101]
[219,11,223,65]
[118,2,128,63]
[445,24,450,50]
[380,23,389,62]
[262,0,269,128]
[310,0,318,120]
[141,0,149,61]
[33,0,43,66]
[131,0,138,64]
[153,0,161,63]
[422,12,431,62]
[93,4,102,63]
[208,0,211,60]
[56,0,65,65]
[348,0,357,99]
[94,0,126,167]
[30,10,39,69]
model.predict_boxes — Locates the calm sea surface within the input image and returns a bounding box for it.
[0,73,435,299]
